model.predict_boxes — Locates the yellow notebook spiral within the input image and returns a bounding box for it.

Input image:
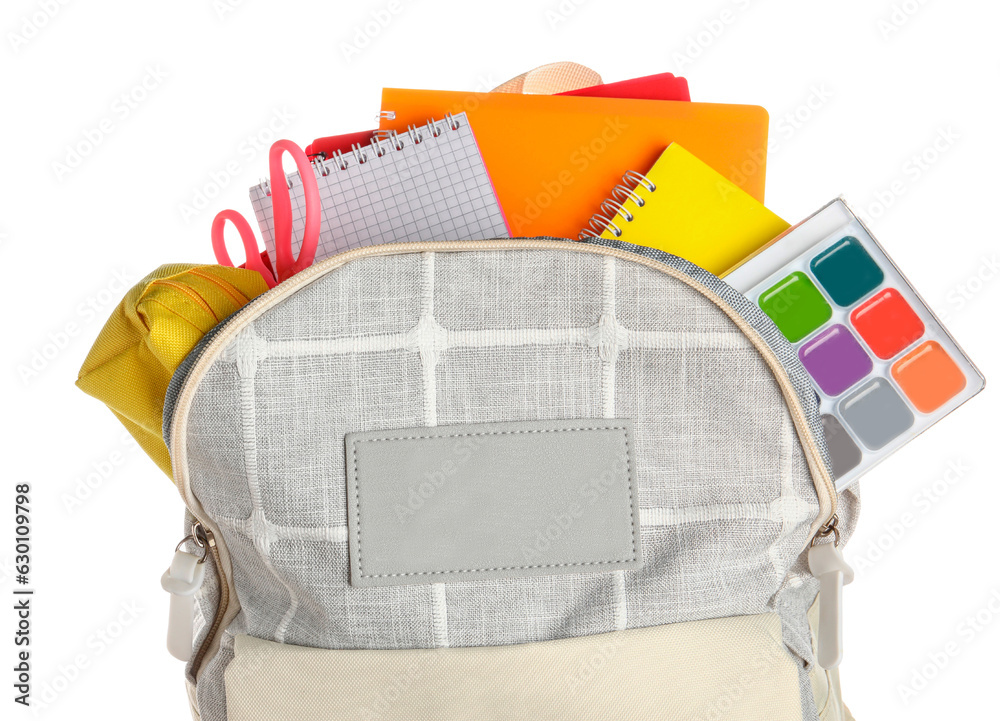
[578,144,790,277]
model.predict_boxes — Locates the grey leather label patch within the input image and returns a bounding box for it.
[345,419,641,587]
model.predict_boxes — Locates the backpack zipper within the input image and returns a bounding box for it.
[169,239,839,680]
[163,523,230,671]
[188,524,229,673]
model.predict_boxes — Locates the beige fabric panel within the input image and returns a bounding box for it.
[225,613,802,721]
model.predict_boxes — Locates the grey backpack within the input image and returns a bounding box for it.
[164,238,860,721]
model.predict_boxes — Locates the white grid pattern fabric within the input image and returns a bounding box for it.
[249,113,508,264]
[184,248,825,721]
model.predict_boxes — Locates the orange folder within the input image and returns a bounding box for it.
[380,88,769,238]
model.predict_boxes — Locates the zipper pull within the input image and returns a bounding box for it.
[162,525,208,662]
[808,516,854,669]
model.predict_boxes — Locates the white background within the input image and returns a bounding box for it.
[2,0,998,718]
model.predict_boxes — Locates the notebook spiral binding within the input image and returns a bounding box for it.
[259,113,463,197]
[578,170,657,240]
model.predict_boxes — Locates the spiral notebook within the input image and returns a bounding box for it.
[250,112,509,263]
[580,144,789,276]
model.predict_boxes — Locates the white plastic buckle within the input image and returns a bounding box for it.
[162,547,206,662]
[808,540,854,669]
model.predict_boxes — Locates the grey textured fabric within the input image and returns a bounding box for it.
[799,662,822,721]
[173,245,858,721]
[585,236,834,479]
[345,419,640,586]
[584,237,862,543]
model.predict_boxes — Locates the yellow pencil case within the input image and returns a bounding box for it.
[76,264,268,478]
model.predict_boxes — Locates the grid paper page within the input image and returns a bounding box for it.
[249,113,509,264]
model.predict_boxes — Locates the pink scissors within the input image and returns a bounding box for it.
[211,139,321,289]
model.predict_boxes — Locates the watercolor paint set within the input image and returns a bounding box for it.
[727,198,985,489]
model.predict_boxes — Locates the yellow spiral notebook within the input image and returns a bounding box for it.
[580,144,790,276]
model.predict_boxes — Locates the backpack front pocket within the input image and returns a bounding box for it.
[225,612,804,721]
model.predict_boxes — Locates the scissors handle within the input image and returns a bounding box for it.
[209,139,321,289]
[269,139,321,282]
[211,210,278,288]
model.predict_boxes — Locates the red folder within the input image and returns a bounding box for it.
[305,129,379,160]
[558,72,690,101]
